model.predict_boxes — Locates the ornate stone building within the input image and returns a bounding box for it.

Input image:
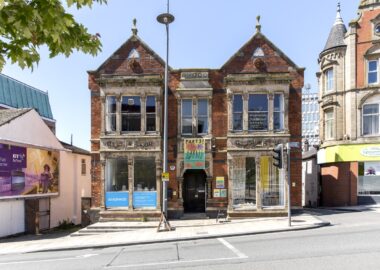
[88,19,303,220]
[318,1,380,206]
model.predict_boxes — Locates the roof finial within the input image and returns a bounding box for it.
[132,18,138,36]
[334,2,344,25]
[256,15,261,33]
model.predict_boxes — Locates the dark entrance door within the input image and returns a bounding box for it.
[183,170,206,213]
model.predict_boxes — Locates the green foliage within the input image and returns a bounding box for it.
[0,0,107,70]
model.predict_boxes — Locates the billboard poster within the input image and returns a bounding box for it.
[0,143,59,198]
[364,162,380,176]
[184,138,205,170]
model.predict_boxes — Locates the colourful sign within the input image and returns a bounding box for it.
[213,189,221,198]
[216,177,225,188]
[184,138,205,169]
[162,172,169,182]
[105,192,129,207]
[318,144,380,164]
[0,144,59,198]
[133,191,157,208]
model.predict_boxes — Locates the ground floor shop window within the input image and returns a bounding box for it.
[105,159,129,208]
[133,157,157,208]
[231,157,256,209]
[261,156,284,207]
[358,162,380,195]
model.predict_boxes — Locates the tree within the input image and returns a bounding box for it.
[0,0,107,70]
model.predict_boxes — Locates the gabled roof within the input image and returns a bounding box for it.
[0,73,54,121]
[89,34,169,74]
[221,31,301,70]
[0,108,32,127]
[60,141,90,156]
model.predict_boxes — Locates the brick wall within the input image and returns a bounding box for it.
[321,162,358,206]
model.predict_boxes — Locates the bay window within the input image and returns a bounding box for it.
[181,99,209,135]
[233,95,243,131]
[248,94,268,131]
[231,157,256,208]
[122,96,141,132]
[106,96,117,132]
[363,103,379,135]
[106,159,129,192]
[261,156,284,207]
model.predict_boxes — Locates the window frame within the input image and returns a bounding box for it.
[146,96,156,132]
[248,94,269,131]
[232,94,243,131]
[368,59,379,85]
[325,68,334,93]
[324,109,334,140]
[105,96,117,133]
[81,159,86,176]
[273,93,284,131]
[362,103,380,136]
[121,96,141,132]
[181,99,193,135]
[197,99,209,135]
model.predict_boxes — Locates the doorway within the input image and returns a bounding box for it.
[183,170,206,213]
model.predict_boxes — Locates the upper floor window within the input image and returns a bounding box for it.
[274,94,284,131]
[233,95,243,131]
[106,96,117,132]
[325,68,334,92]
[363,103,379,135]
[368,60,378,85]
[253,47,265,57]
[197,99,208,134]
[248,94,268,131]
[146,96,156,132]
[181,99,193,135]
[81,159,86,175]
[121,96,141,132]
[325,109,334,139]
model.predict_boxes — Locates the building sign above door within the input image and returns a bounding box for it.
[184,138,205,170]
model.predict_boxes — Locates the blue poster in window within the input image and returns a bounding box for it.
[133,191,157,208]
[106,192,129,207]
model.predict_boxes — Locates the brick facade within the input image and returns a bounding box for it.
[88,23,303,220]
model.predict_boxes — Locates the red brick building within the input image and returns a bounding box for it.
[318,1,380,206]
[88,19,303,220]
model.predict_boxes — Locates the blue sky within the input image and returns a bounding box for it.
[3,0,359,150]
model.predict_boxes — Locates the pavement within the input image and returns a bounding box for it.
[0,212,329,255]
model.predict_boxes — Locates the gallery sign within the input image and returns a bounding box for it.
[184,138,205,170]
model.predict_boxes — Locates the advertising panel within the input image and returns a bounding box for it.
[133,191,157,208]
[0,143,59,198]
[184,138,205,170]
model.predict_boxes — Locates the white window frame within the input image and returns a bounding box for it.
[248,94,269,131]
[121,96,141,132]
[146,96,156,132]
[233,94,243,131]
[362,103,380,136]
[197,99,209,135]
[368,59,379,85]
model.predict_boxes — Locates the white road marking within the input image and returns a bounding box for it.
[107,256,245,268]
[107,239,248,268]
[218,238,248,259]
[0,253,99,266]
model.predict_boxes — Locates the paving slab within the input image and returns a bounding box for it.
[0,213,329,255]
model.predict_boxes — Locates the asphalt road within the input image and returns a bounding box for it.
[1,209,380,270]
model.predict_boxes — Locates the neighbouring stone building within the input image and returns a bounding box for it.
[317,1,380,206]
[302,92,320,149]
[89,18,303,220]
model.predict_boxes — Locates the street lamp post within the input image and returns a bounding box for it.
[157,0,174,218]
